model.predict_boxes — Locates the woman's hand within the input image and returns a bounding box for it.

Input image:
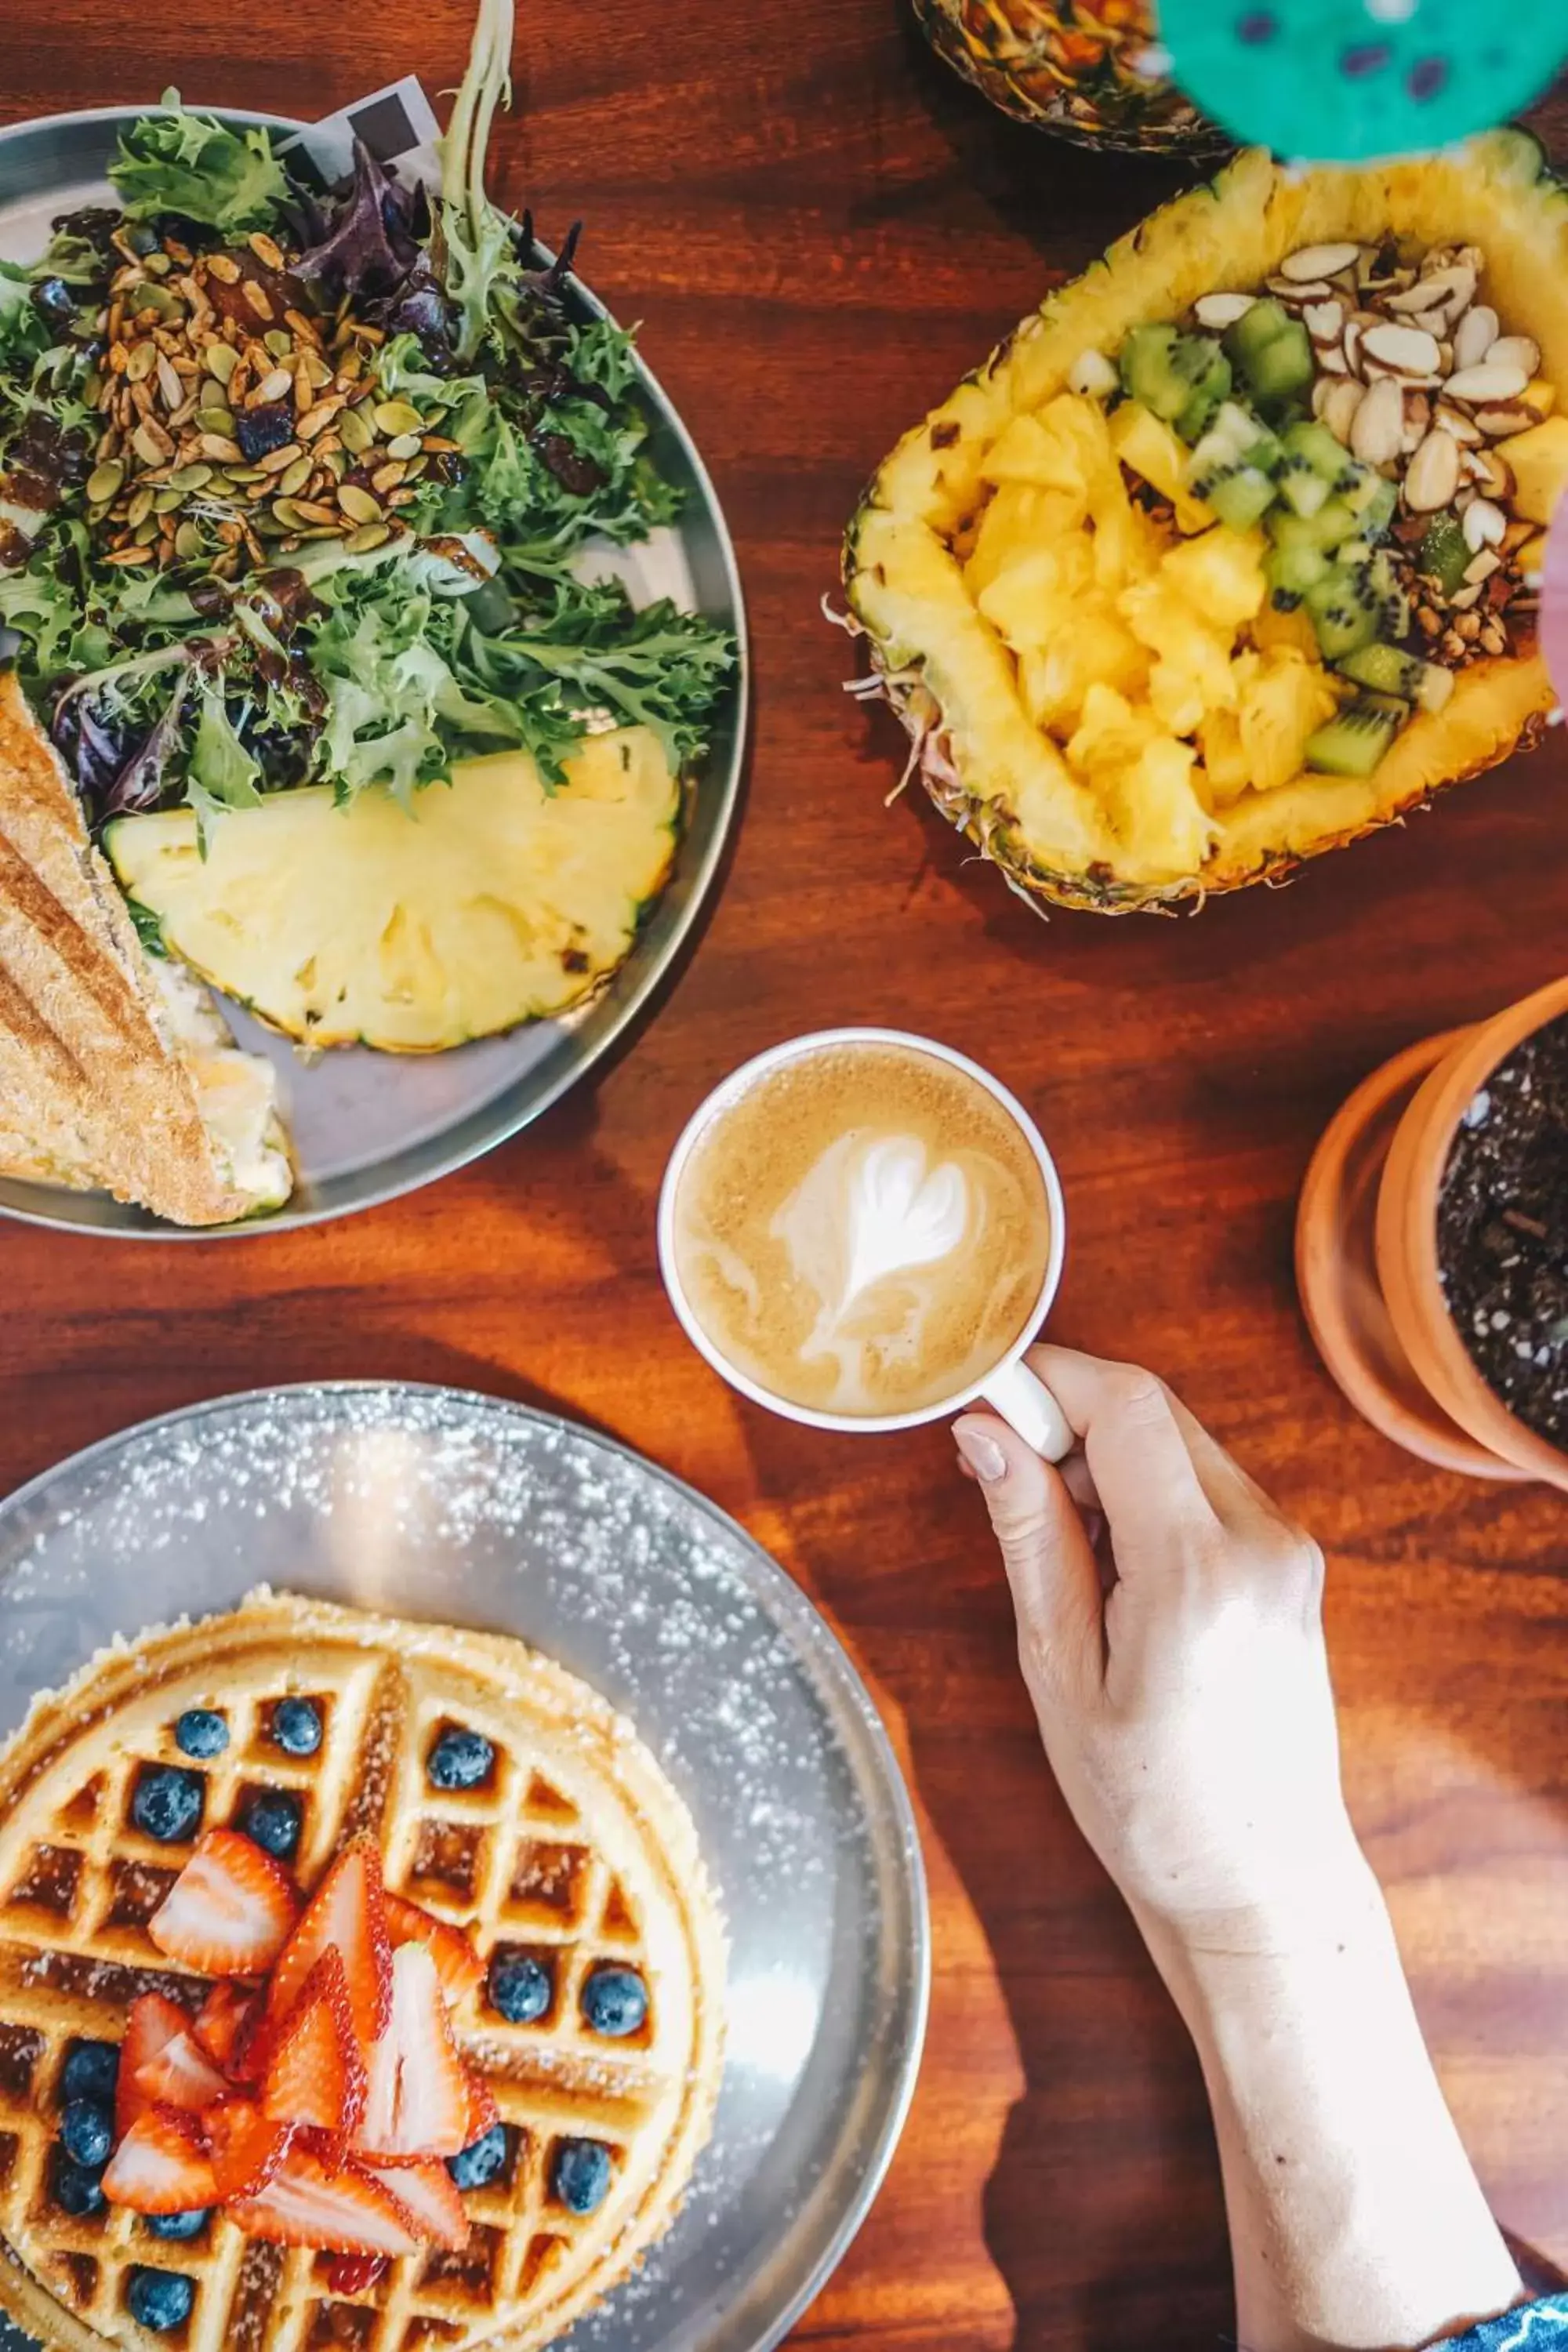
[954,1344,1361,1947]
[956,1346,1522,2350]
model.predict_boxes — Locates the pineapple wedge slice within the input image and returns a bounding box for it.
[105,727,679,1053]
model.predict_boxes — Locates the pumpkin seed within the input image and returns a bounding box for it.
[85,501,114,527]
[139,281,180,319]
[196,404,236,435]
[401,455,428,481]
[303,350,334,389]
[143,251,172,278]
[270,498,308,530]
[385,432,422,461]
[125,341,158,383]
[132,513,160,546]
[337,405,375,454]
[205,341,239,383]
[85,459,125,503]
[83,369,103,405]
[125,486,155,528]
[318,447,348,481]
[168,463,214,492]
[174,521,204,559]
[197,433,244,463]
[271,456,310,497]
[132,423,169,468]
[152,486,185,514]
[343,521,392,554]
[337,484,383,524]
[263,328,294,359]
[253,512,292,539]
[252,367,294,405]
[373,399,424,439]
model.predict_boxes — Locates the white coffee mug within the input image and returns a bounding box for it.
[656,1027,1073,1460]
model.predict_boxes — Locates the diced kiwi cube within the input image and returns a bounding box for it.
[1305,697,1403,778]
[1419,511,1470,598]
[1335,642,1426,699]
[1282,420,1357,492]
[1305,567,1380,660]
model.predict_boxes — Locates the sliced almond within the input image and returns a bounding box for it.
[1388,264,1476,315]
[1403,425,1461,512]
[1432,401,1483,445]
[1484,334,1541,379]
[1279,242,1362,282]
[1348,374,1404,466]
[1320,378,1366,445]
[1343,317,1367,379]
[1462,496,1507,551]
[1473,402,1539,437]
[1451,305,1499,371]
[1316,347,1351,376]
[1361,321,1443,379]
[1448,583,1484,611]
[1399,390,1432,455]
[1463,549,1501,585]
[1443,360,1530,403]
[1302,298,1345,346]
[1472,447,1515,500]
[1266,275,1332,303]
[1192,293,1255,330]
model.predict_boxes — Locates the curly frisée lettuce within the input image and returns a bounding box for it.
[0,0,734,844]
[109,93,293,235]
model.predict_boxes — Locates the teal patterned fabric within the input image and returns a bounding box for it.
[1436,2300,1568,2349]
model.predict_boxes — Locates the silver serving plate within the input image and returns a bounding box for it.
[0,1383,929,2352]
[0,108,748,1238]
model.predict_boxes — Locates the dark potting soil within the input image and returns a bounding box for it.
[1437,1011,1568,1448]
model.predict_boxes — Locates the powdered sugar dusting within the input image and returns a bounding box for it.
[0,1385,927,2352]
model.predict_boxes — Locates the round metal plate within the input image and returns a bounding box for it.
[0,108,748,1238]
[0,1383,928,2352]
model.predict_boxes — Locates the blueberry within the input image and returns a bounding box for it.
[60,2098,113,2170]
[53,2154,105,2216]
[174,1710,228,1760]
[146,2209,209,2241]
[61,2041,119,2106]
[445,2122,507,2190]
[580,1965,648,2038]
[271,1698,321,1757]
[427,1728,494,1791]
[488,1952,552,2025]
[127,2269,195,2331]
[132,1766,204,1844]
[550,2137,612,2215]
[241,1790,301,1860]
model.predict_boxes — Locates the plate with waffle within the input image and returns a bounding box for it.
[0,1388,927,2352]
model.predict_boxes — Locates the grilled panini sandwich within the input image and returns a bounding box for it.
[0,670,291,1225]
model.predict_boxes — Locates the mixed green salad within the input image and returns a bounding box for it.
[0,16,735,832]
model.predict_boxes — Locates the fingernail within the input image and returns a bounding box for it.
[954,1425,1008,1483]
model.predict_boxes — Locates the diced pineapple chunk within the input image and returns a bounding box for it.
[975,541,1096,651]
[966,482,1090,597]
[1120,579,1238,732]
[982,393,1114,498]
[1018,605,1150,732]
[1496,416,1568,525]
[1065,683,1163,774]
[1108,401,1215,535]
[1103,735,1218,880]
[1159,525,1268,629]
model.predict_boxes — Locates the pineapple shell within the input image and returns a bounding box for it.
[910,0,1225,155]
[844,133,1563,916]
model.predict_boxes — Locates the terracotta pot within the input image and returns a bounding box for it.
[1298,976,1568,1487]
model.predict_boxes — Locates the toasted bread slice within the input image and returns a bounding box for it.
[0,670,292,1225]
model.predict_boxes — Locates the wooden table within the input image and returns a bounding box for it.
[5,6,1568,2344]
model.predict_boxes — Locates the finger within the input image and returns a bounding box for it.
[953,1410,1104,1698]
[1059,1451,1101,1517]
[1024,1346,1219,1573]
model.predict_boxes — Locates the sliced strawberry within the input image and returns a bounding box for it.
[206,2097,293,2202]
[269,1841,391,2060]
[383,1893,485,2006]
[325,2253,388,2296]
[194,1982,263,2071]
[263,1948,365,2152]
[135,2027,230,2114]
[227,1994,273,2087]
[463,2067,499,2143]
[363,2159,468,2251]
[117,1992,193,2138]
[227,2141,422,2256]
[101,2105,217,2214]
[356,1942,470,2161]
[148,1829,297,1976]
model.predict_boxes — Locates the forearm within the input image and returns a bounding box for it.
[1142,1857,1521,2352]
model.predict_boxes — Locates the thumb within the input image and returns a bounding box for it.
[953,1411,1103,1701]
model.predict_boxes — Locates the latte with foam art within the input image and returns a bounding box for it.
[670,1042,1051,1417]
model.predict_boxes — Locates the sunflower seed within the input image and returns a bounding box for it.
[1279,242,1361,282]
[197,433,245,463]
[289,499,342,527]
[298,394,347,442]
[155,352,184,412]
[250,368,294,406]
[1403,426,1461,511]
[337,484,383,524]
[103,543,155,565]
[205,252,241,284]
[1444,361,1530,402]
[248,230,285,272]
[241,281,274,321]
[85,459,125,503]
[255,441,303,476]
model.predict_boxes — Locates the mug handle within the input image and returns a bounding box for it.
[979,1356,1074,1463]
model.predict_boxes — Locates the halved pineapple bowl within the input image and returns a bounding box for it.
[106,726,679,1052]
[844,133,1568,913]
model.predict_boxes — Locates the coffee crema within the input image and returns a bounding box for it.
[670,1042,1051,1417]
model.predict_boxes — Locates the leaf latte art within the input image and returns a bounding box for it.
[673,1044,1051,1416]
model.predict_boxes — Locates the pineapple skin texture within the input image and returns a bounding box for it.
[908,0,1225,154]
[105,728,680,1051]
[844,133,1563,915]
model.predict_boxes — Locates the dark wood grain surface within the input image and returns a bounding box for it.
[5,7,1568,2345]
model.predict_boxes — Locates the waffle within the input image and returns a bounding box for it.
[0,1591,726,2352]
